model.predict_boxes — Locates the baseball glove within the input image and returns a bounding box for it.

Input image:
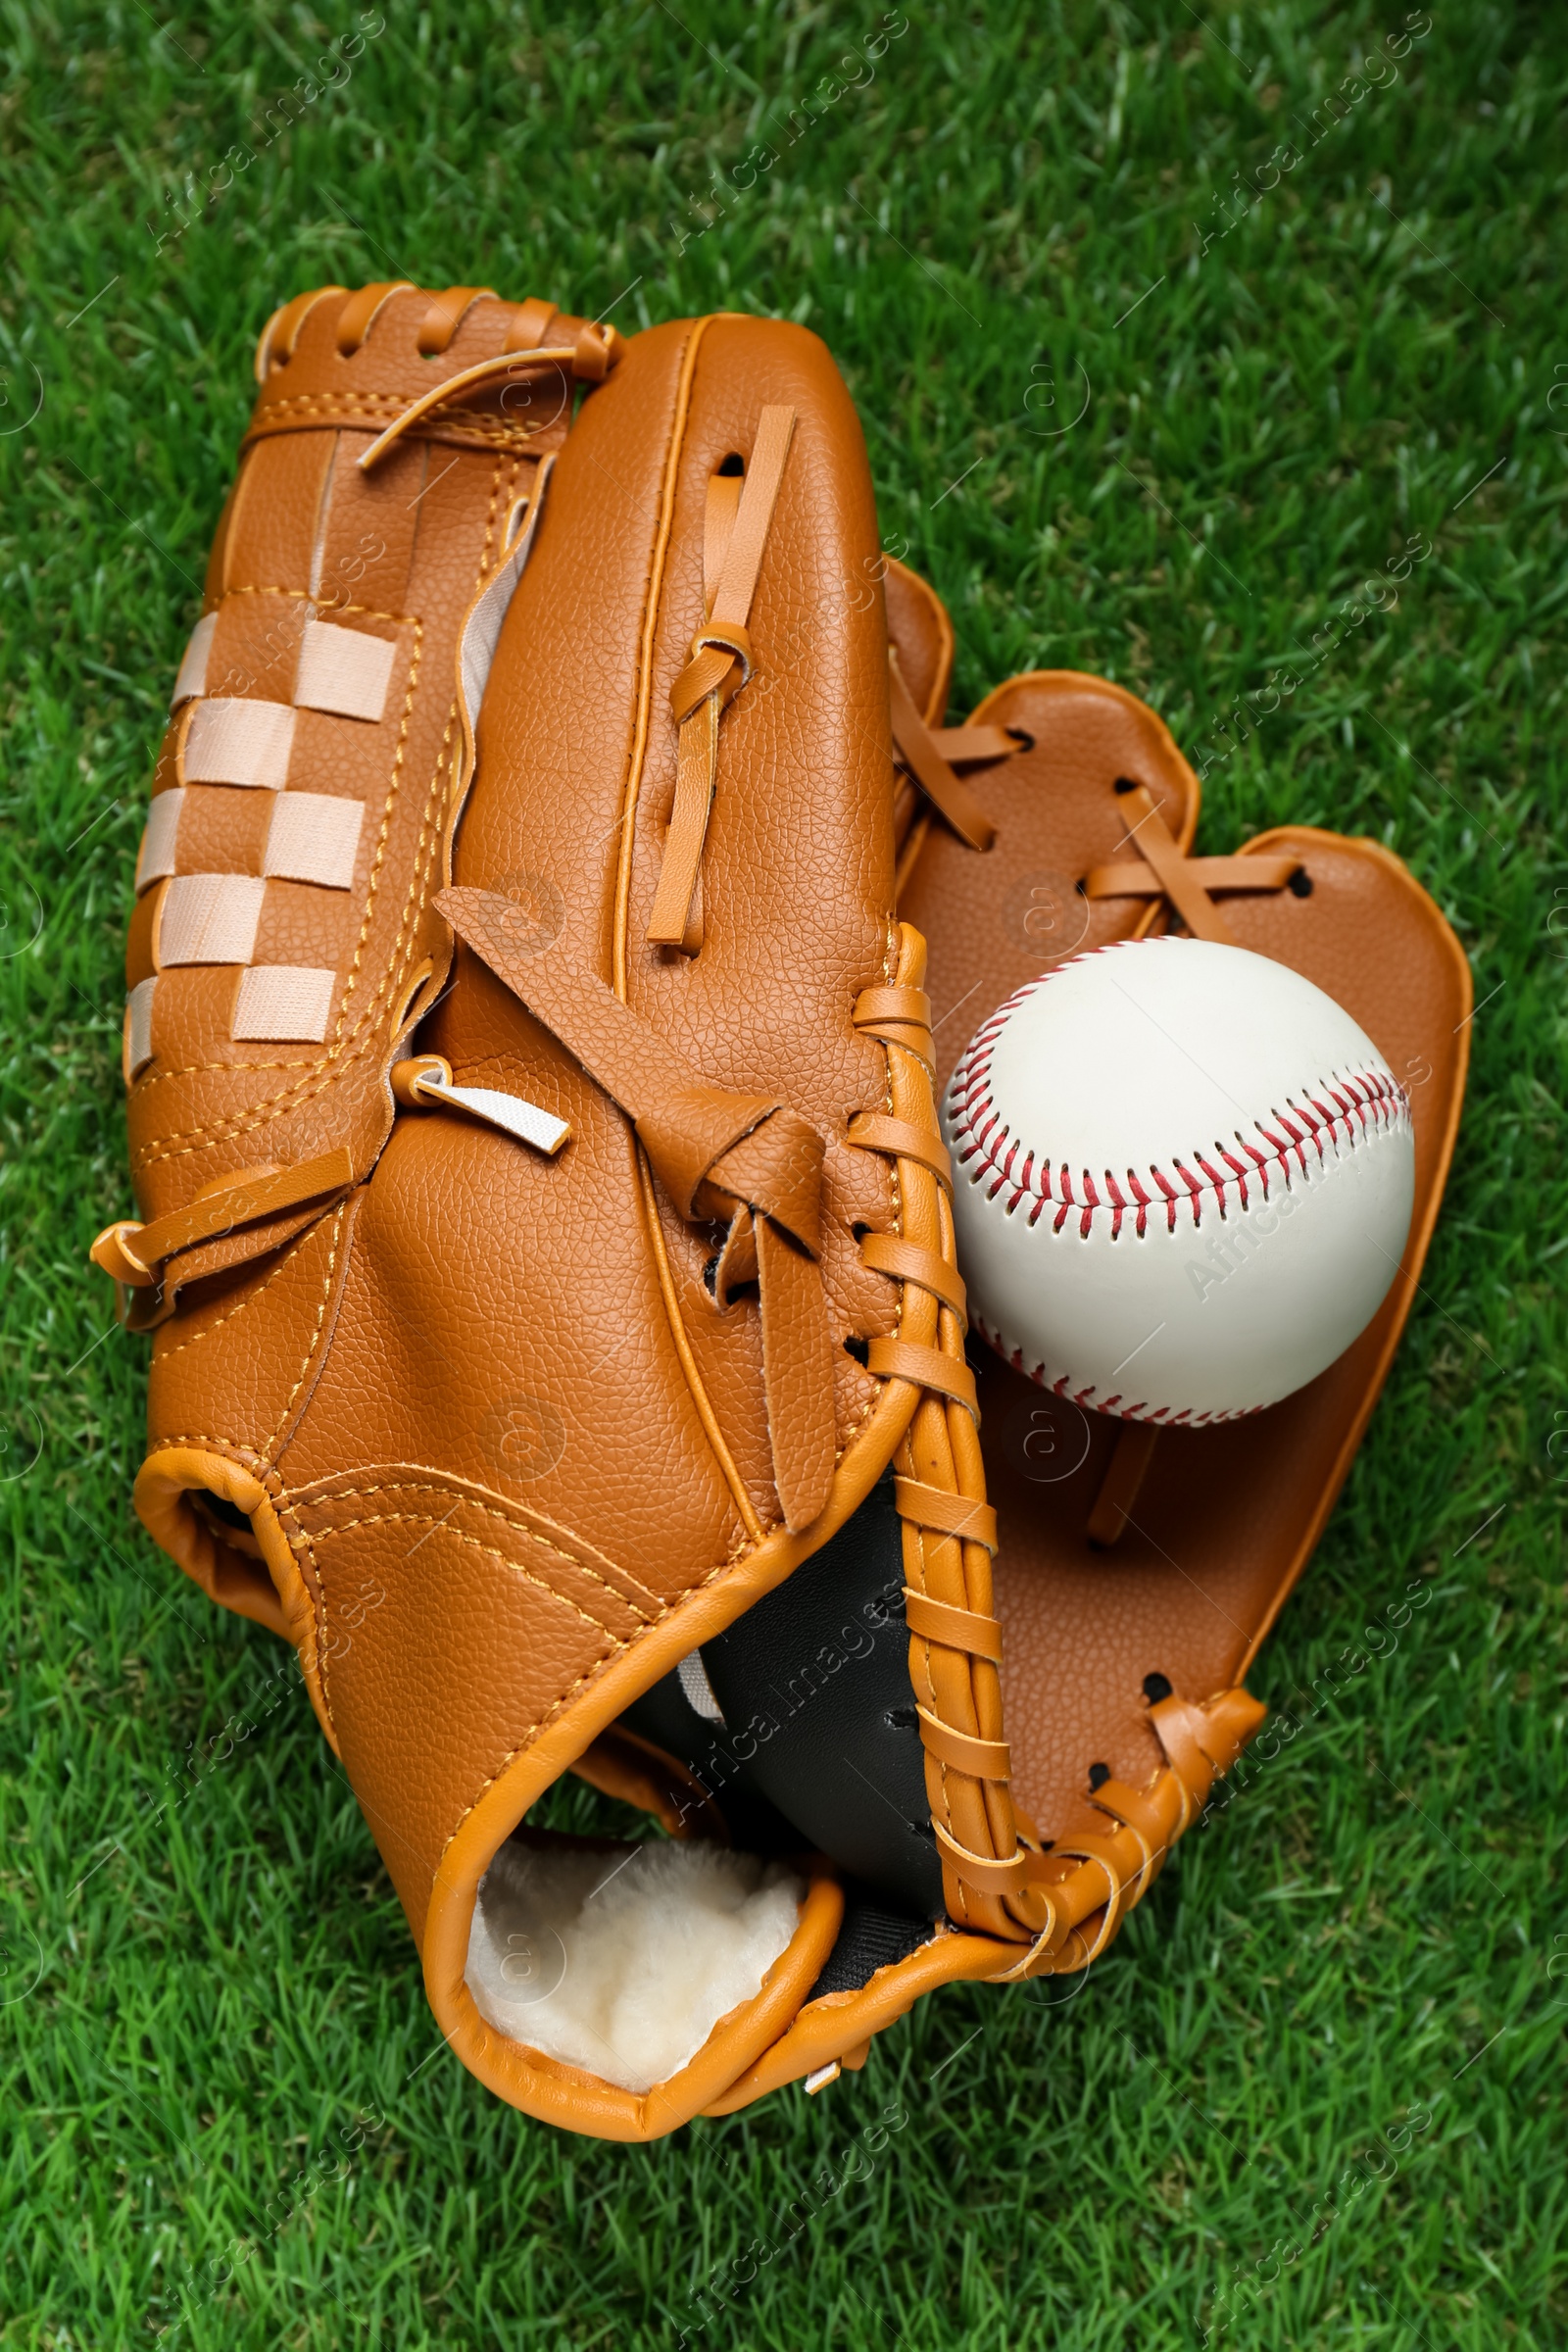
[95,290,1468,2142]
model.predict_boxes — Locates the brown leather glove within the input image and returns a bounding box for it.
[99,289,1057,2137]
[98,290,1468,2142]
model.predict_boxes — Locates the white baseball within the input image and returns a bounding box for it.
[944,937,1416,1424]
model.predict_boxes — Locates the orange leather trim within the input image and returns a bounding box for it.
[867,1337,978,1416]
[132,1445,337,1750]
[254,285,347,378]
[917,1705,1011,1779]
[424,1863,843,2142]
[701,1928,1012,2113]
[902,1587,1004,1661]
[647,405,796,947]
[894,1475,998,1552]
[1083,1420,1160,1546]
[357,348,581,472]
[417,287,497,356]
[888,653,998,852]
[92,1147,355,1287]
[1114,782,1236,945]
[859,1231,966,1316]
[1086,851,1298,900]
[847,1112,952,1184]
[335,281,415,355]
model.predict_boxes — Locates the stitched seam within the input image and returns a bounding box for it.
[131,587,418,1085]
[318,446,504,1058]
[328,616,427,1048]
[954,1056,1408,1232]
[433,1522,757,1873]
[970,1314,1267,1431]
[306,1512,626,1640]
[281,1497,335,1737]
[904,1500,966,1923]
[259,1201,350,1461]
[294,1482,659,1614]
[128,558,471,1131]
[130,698,451,1156]
[249,394,549,446]
[948,951,1411,1241]
[150,1228,305,1359]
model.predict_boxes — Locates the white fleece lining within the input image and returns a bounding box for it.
[465,1839,804,2094]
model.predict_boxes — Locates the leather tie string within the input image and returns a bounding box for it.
[439,885,838,1532]
[885,652,1002,854]
[89,1146,356,1292]
[1084,785,1300,944]
[646,407,797,953]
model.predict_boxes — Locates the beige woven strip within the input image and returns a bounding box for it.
[294,619,395,722]
[264,793,364,890]
[171,612,217,708]
[122,977,158,1082]
[135,789,185,893]
[231,964,336,1043]
[156,873,266,968]
[184,698,296,790]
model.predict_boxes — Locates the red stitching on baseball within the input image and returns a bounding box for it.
[944,946,1412,1245]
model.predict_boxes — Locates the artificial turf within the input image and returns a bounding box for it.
[1,3,1564,2344]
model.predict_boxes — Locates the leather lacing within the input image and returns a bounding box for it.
[646,409,798,953]
[256,280,621,383]
[879,701,1293,1966]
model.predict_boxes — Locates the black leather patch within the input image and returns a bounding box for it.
[701,1472,944,1916]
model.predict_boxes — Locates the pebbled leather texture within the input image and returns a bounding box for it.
[899,668,1471,1871]
[107,313,1469,2135]
[128,283,608,1632]
[119,311,987,2139]
[699,652,1470,2107]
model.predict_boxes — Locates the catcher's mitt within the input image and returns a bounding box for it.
[96,290,1467,2141]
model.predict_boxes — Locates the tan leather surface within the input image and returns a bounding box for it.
[128,283,605,1623]
[126,289,592,1237]
[109,329,1470,2136]
[884,556,955,848]
[898,670,1470,1846]
[122,315,968,2135]
[900,671,1200,1062]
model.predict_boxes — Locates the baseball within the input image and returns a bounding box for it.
[944,937,1416,1423]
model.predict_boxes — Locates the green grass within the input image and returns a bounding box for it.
[2,2,1565,2344]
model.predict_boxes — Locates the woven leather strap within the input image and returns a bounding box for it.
[356,339,617,472]
[846,1112,952,1184]
[1098,781,1238,944]
[1087,850,1299,903]
[902,1586,1004,1661]
[858,1232,967,1317]
[894,1475,998,1552]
